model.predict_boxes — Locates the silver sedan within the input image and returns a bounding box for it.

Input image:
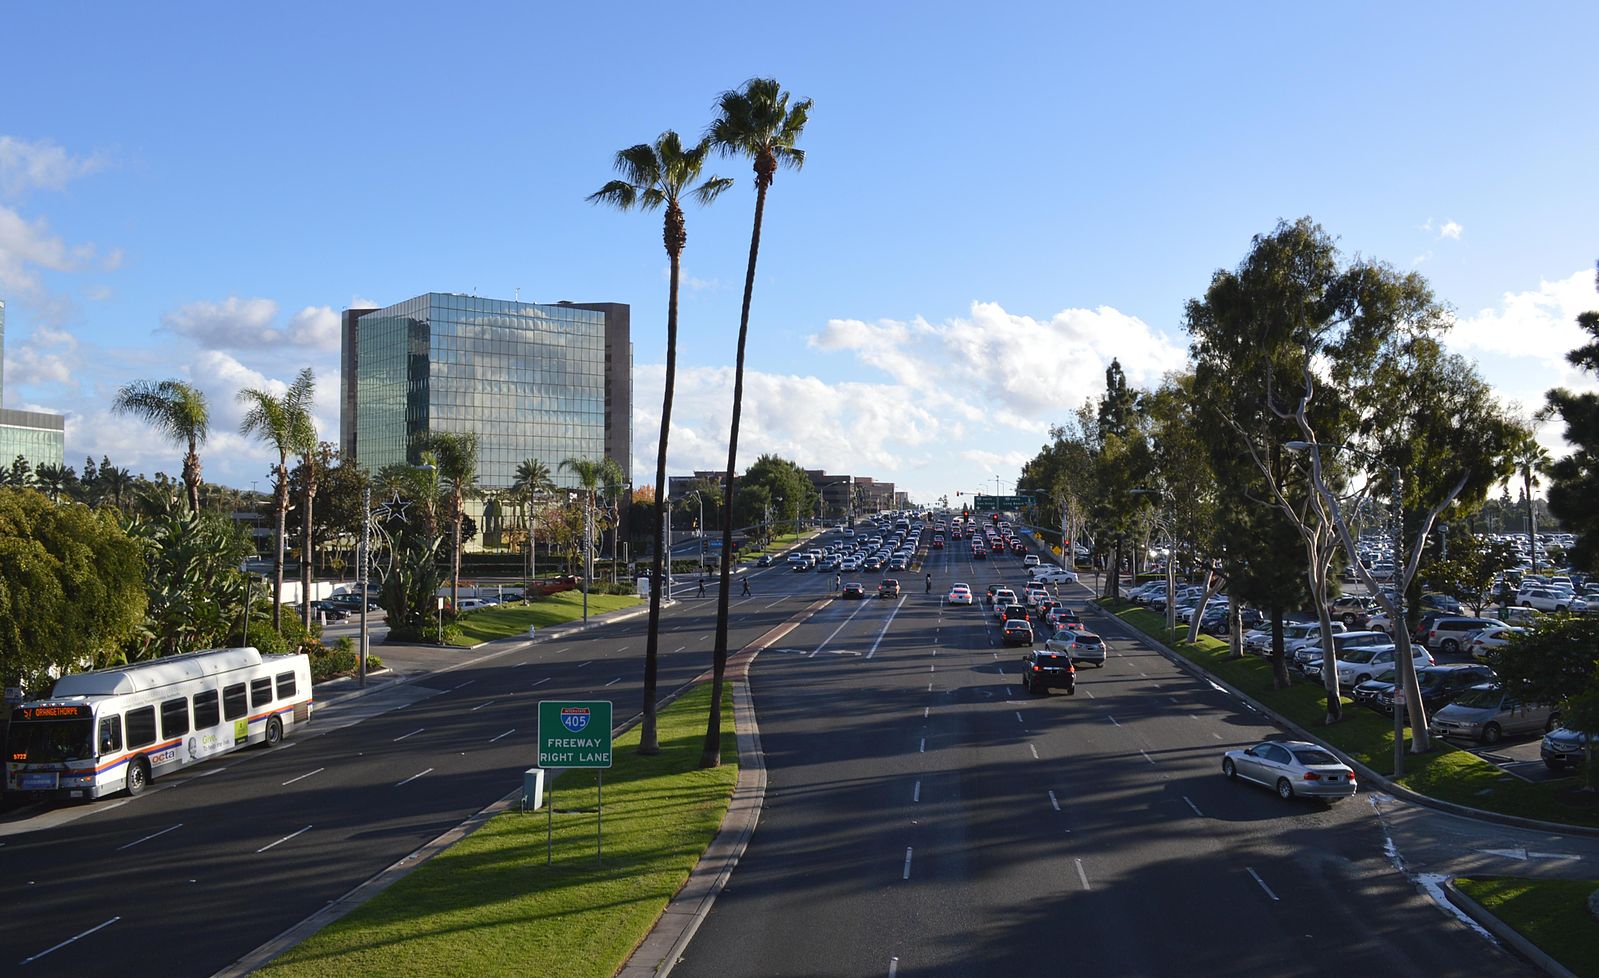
[1222,740,1357,801]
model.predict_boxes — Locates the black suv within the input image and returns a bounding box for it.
[1366,663,1497,716]
[1021,648,1076,695]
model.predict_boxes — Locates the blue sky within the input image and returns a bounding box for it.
[2,2,1595,503]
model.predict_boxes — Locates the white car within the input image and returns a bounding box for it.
[1304,645,1434,686]
[1024,585,1049,607]
[1517,587,1588,613]
[1468,625,1524,660]
[1022,554,1041,568]
[1029,567,1078,585]
[947,583,974,605]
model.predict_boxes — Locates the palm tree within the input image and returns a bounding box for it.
[238,372,316,631]
[33,463,73,503]
[1514,437,1551,573]
[417,431,480,609]
[590,132,731,755]
[560,456,622,622]
[281,368,321,630]
[512,458,556,593]
[112,379,210,513]
[99,464,133,511]
[701,77,812,768]
[514,458,555,496]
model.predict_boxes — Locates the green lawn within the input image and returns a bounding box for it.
[257,683,739,978]
[448,591,644,646]
[1454,877,1599,978]
[740,529,816,559]
[1099,600,1599,828]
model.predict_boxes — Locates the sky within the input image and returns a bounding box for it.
[2,2,1596,505]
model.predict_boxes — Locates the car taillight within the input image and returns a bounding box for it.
[1032,665,1041,672]
[1303,772,1320,781]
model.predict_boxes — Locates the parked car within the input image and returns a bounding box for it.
[1420,593,1463,615]
[1291,630,1392,671]
[1002,619,1035,646]
[1541,726,1591,772]
[1222,740,1357,802]
[1019,647,1075,695]
[1430,685,1562,745]
[1467,625,1525,660]
[1366,663,1497,717]
[1517,587,1588,613]
[1303,644,1433,686]
[1045,630,1106,667]
[1200,606,1264,636]
[1284,620,1347,656]
[1328,595,1378,625]
[310,600,351,621]
[1425,616,1507,655]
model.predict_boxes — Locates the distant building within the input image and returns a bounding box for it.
[340,292,631,551]
[669,468,903,524]
[0,299,66,472]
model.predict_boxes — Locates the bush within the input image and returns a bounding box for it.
[307,637,383,683]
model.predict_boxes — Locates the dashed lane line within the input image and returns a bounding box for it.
[489,728,516,743]
[116,822,183,851]
[257,825,312,853]
[1183,796,1204,817]
[1048,790,1061,812]
[395,768,433,788]
[1074,858,1091,890]
[1247,867,1280,902]
[902,847,914,880]
[19,917,120,966]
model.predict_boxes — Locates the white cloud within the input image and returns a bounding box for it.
[0,204,95,300]
[1439,220,1463,240]
[2,323,81,388]
[1447,268,1595,362]
[159,299,342,353]
[0,136,107,197]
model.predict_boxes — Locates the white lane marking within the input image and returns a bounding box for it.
[470,700,496,711]
[19,916,120,965]
[393,728,424,742]
[1004,687,1012,698]
[673,646,686,653]
[812,598,874,656]
[1075,858,1090,890]
[1015,711,1024,723]
[902,847,914,880]
[396,768,434,788]
[1190,714,1201,721]
[1213,732,1223,740]
[1084,689,1095,699]
[1029,743,1039,759]
[1108,716,1120,726]
[531,678,550,688]
[452,680,474,690]
[919,737,926,753]
[930,664,935,673]
[866,595,908,659]
[555,647,570,654]
[992,652,998,659]
[889,957,899,978]
[513,661,528,668]
[1140,749,1156,764]
[927,682,933,692]
[280,768,324,787]
[923,706,929,719]
[1048,790,1061,812]
[577,660,593,669]
[490,728,516,743]
[1247,867,1280,902]
[913,780,921,803]
[603,678,621,687]
[257,825,312,853]
[616,646,629,652]
[116,822,183,851]
[1184,796,1204,817]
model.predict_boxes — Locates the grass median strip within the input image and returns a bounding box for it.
[1454,877,1599,978]
[1097,599,1599,828]
[449,591,645,646]
[256,682,738,978]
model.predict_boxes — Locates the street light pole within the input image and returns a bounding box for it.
[359,480,371,687]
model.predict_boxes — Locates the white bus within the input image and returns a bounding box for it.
[5,646,313,800]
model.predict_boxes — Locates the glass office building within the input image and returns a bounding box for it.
[0,299,66,472]
[341,293,631,549]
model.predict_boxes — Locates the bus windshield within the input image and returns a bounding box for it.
[7,719,95,763]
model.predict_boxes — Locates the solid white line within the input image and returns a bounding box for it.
[1048,790,1060,812]
[1183,796,1204,817]
[1029,743,1039,759]
[913,780,921,803]
[812,598,874,656]
[393,728,424,742]
[470,700,496,711]
[280,768,324,787]
[1140,749,1156,764]
[1247,867,1280,902]
[888,957,899,978]
[919,737,926,753]
[395,768,434,788]
[1075,858,1090,890]
[866,595,907,659]
[116,822,183,851]
[902,847,914,880]
[603,678,621,687]
[490,728,516,743]
[19,917,120,965]
[257,825,312,853]
[531,678,550,687]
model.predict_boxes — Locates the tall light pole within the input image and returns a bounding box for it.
[359,480,371,686]
[1286,440,1409,776]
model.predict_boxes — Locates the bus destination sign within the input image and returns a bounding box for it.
[14,704,91,721]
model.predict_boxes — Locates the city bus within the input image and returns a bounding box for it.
[5,646,313,801]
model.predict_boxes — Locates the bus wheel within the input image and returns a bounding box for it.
[125,757,150,797]
[264,716,283,747]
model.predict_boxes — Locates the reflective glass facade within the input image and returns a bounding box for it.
[349,293,620,493]
[0,301,67,470]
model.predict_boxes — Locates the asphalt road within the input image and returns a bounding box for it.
[0,548,845,977]
[670,539,1552,978]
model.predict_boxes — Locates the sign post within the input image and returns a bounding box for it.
[538,700,613,863]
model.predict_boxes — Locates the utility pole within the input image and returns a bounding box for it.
[359,480,370,686]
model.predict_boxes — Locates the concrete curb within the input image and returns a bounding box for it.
[1443,879,1581,978]
[1085,598,1599,839]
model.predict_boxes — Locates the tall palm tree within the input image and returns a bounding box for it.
[281,368,321,630]
[514,458,555,496]
[99,464,133,511]
[1515,437,1551,573]
[560,456,621,619]
[701,77,812,768]
[418,431,480,609]
[513,458,556,592]
[590,132,731,755]
[238,372,316,631]
[112,378,210,513]
[33,463,72,503]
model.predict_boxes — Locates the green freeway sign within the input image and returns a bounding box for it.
[973,494,1030,511]
[538,700,613,768]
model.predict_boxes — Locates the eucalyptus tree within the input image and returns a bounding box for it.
[1544,273,1599,572]
[702,78,812,768]
[112,378,210,513]
[416,431,480,610]
[238,371,316,630]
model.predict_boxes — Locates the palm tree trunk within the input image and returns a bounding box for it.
[272,462,288,631]
[641,224,686,756]
[452,503,463,611]
[704,182,768,769]
[183,439,201,514]
[301,478,316,631]
[1524,466,1537,574]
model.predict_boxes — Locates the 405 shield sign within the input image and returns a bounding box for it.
[538,700,613,769]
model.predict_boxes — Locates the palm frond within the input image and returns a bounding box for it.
[587,180,639,209]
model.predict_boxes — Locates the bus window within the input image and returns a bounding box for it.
[223,683,247,720]
[99,716,123,755]
[250,678,273,709]
[276,672,297,700]
[160,698,190,739]
[193,690,220,729]
[126,706,156,748]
